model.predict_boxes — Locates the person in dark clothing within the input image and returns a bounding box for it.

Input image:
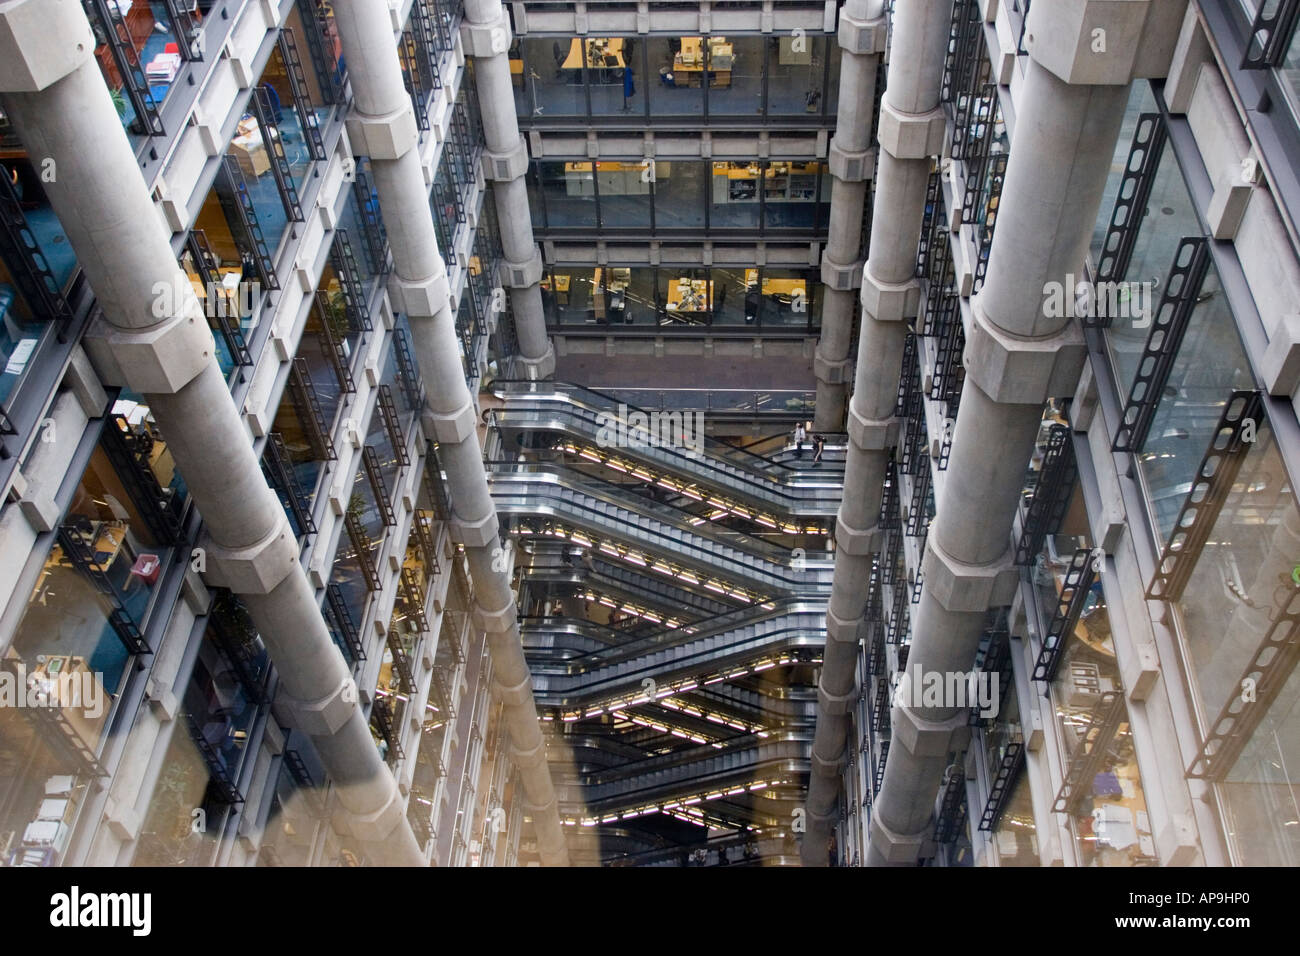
[813,433,825,463]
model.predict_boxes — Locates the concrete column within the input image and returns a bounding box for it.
[331,0,569,865]
[812,0,886,432]
[866,3,1143,865]
[0,0,421,864]
[462,0,555,378]
[802,0,953,866]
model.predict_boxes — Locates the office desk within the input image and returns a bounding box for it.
[230,116,271,179]
[666,278,712,313]
[744,269,806,300]
[541,273,571,306]
[673,36,733,87]
[561,38,625,79]
[187,267,245,317]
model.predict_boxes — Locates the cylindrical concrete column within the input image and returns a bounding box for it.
[866,50,1131,866]
[462,0,555,378]
[812,0,885,432]
[802,0,954,866]
[331,0,568,865]
[0,0,421,865]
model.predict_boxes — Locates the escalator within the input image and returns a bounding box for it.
[492,381,843,519]
[523,600,826,709]
[559,729,812,814]
[490,467,833,599]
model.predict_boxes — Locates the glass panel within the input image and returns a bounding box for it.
[824,34,841,117]
[258,39,324,195]
[703,35,760,117]
[538,161,598,230]
[768,34,825,116]
[1169,413,1300,864]
[710,161,761,229]
[752,267,814,328]
[0,694,96,865]
[1033,524,1156,865]
[587,36,642,116]
[1219,664,1300,865]
[763,161,822,229]
[1275,9,1300,120]
[652,161,707,229]
[194,184,268,291]
[593,162,651,229]
[1134,263,1253,539]
[646,36,704,115]
[228,111,289,256]
[660,267,713,327]
[0,257,49,405]
[518,37,588,116]
[259,757,320,866]
[86,0,188,144]
[710,266,749,326]
[1090,83,1156,266]
[990,771,1039,864]
[1,150,78,292]
[542,266,596,325]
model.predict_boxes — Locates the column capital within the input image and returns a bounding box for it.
[1026,0,1152,85]
[0,0,95,92]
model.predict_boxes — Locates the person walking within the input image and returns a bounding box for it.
[813,433,825,464]
[793,422,806,459]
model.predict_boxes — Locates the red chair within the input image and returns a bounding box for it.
[164,42,180,56]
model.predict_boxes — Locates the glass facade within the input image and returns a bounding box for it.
[512,33,838,122]
[528,159,832,234]
[539,263,819,331]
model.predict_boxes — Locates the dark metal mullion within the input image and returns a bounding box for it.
[1015,423,1078,565]
[314,292,356,394]
[392,328,424,410]
[85,0,164,137]
[252,87,305,223]
[99,414,185,545]
[278,30,327,160]
[1051,691,1125,814]
[1145,390,1266,601]
[977,740,1025,831]
[218,156,279,291]
[325,582,366,663]
[362,446,397,528]
[1032,547,1095,682]
[331,230,373,332]
[0,172,73,323]
[289,357,336,461]
[1111,236,1211,453]
[264,431,318,537]
[377,384,410,466]
[352,166,388,276]
[295,0,340,105]
[56,523,150,656]
[159,0,200,61]
[188,230,253,367]
[1187,589,1300,780]
[344,511,382,592]
[1093,113,1168,296]
[1241,0,1300,67]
